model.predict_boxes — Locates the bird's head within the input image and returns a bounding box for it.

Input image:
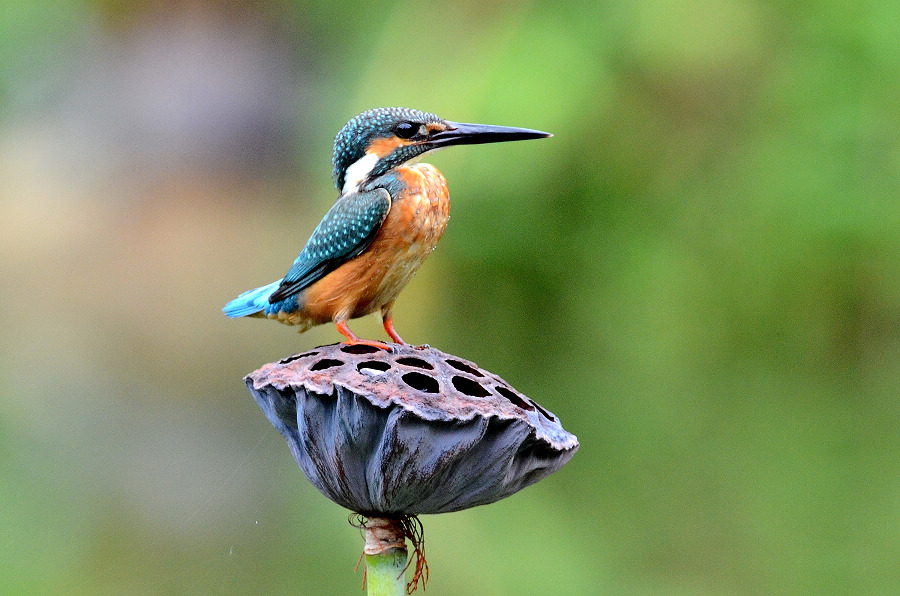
[332,107,551,194]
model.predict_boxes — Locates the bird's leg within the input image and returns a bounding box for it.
[381,305,430,350]
[334,319,392,351]
[381,305,407,345]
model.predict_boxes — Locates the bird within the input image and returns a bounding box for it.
[223,107,551,350]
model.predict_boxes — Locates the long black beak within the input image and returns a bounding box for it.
[428,121,552,148]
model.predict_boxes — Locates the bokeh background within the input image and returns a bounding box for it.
[2,1,899,594]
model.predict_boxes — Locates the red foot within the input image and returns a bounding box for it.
[335,320,392,351]
[382,315,407,345]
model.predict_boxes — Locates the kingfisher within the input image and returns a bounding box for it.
[223,107,550,349]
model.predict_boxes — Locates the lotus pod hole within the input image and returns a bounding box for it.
[246,343,579,515]
[309,358,344,371]
[356,360,391,374]
[280,351,319,364]
[395,357,434,370]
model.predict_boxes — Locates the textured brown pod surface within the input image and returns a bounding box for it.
[246,343,579,515]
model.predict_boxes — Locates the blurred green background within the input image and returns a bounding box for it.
[2,0,899,594]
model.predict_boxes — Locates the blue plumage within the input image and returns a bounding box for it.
[267,188,390,304]
[223,188,390,318]
[222,280,282,318]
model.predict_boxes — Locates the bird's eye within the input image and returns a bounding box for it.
[395,122,418,139]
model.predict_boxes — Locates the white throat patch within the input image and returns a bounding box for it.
[342,152,379,194]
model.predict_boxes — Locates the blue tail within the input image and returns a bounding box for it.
[223,280,282,318]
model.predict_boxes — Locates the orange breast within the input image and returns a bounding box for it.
[298,163,450,324]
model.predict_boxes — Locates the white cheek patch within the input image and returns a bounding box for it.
[342,152,379,194]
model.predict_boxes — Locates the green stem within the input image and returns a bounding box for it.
[363,517,407,596]
[365,550,407,596]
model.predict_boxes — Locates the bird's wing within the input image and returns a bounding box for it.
[268,188,391,303]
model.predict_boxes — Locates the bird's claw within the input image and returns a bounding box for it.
[340,339,394,352]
